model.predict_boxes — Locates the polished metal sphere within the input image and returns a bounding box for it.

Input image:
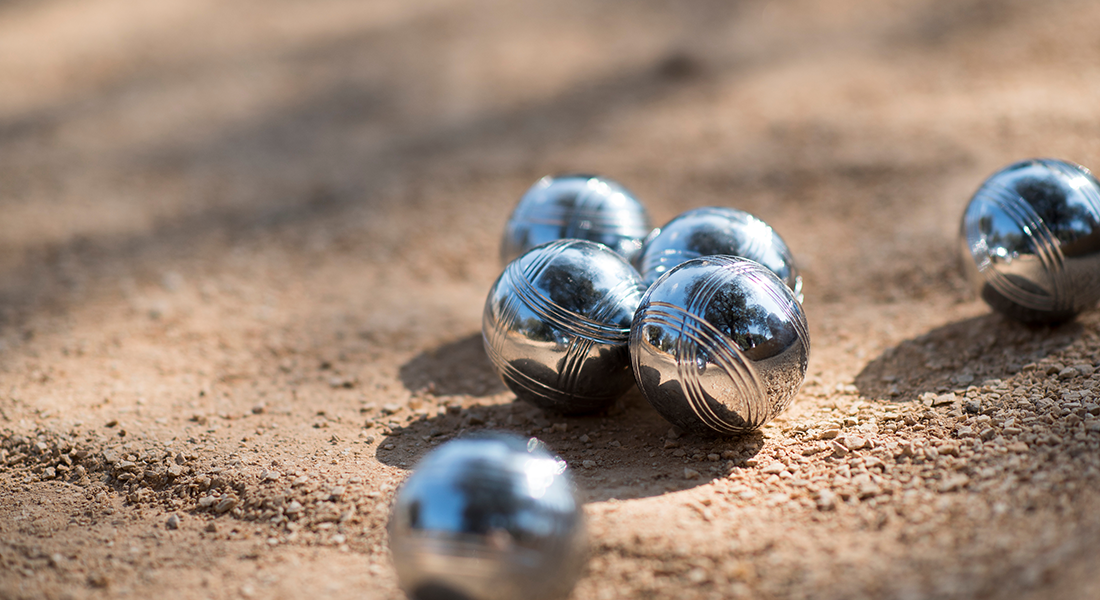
[483,239,645,414]
[638,207,802,301]
[501,174,652,266]
[388,433,586,600]
[960,158,1100,324]
[630,256,809,436]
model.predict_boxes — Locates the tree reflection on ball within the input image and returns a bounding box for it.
[388,433,586,600]
[630,256,809,436]
[483,239,645,414]
[501,174,652,266]
[960,158,1100,324]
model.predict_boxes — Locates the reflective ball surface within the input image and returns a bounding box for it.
[630,256,809,436]
[388,433,586,600]
[483,239,646,414]
[961,158,1100,324]
[638,207,802,301]
[501,174,651,266]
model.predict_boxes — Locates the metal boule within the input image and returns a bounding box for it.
[501,174,651,266]
[483,239,645,414]
[960,158,1100,324]
[630,256,809,436]
[638,206,802,301]
[388,433,586,600]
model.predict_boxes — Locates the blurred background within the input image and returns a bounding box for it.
[3,0,1099,326]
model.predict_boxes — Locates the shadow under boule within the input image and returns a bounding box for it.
[855,312,1083,402]
[399,333,506,397]
[375,387,764,502]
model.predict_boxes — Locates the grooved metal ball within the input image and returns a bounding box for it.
[501,174,652,266]
[388,433,586,600]
[960,158,1100,324]
[630,256,810,436]
[638,206,802,300]
[483,239,645,414]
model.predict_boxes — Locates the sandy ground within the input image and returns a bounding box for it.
[3,0,1100,598]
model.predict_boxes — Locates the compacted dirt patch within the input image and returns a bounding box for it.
[3,0,1100,598]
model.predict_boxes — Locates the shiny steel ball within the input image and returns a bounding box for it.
[630,256,809,436]
[960,158,1100,324]
[483,239,645,414]
[501,174,652,266]
[638,207,802,301]
[388,433,586,600]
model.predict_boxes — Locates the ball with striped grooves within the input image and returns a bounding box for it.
[960,158,1100,324]
[500,174,651,266]
[638,206,802,301]
[630,256,809,436]
[483,239,646,414]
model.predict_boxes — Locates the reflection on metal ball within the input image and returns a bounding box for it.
[388,433,586,600]
[960,158,1100,324]
[500,174,652,266]
[630,256,809,436]
[483,239,645,414]
[638,207,802,301]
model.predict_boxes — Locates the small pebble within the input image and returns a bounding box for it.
[166,514,180,530]
[933,393,957,407]
[215,497,238,513]
[761,462,786,475]
[842,436,867,451]
[816,489,837,511]
[939,474,970,493]
[817,429,840,440]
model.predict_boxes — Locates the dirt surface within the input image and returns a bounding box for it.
[3,0,1100,598]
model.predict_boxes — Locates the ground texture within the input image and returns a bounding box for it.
[3,0,1100,598]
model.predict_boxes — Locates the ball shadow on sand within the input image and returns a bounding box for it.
[855,312,1083,402]
[375,389,764,503]
[398,333,507,397]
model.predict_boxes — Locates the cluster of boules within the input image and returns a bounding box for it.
[386,174,810,600]
[485,174,808,435]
